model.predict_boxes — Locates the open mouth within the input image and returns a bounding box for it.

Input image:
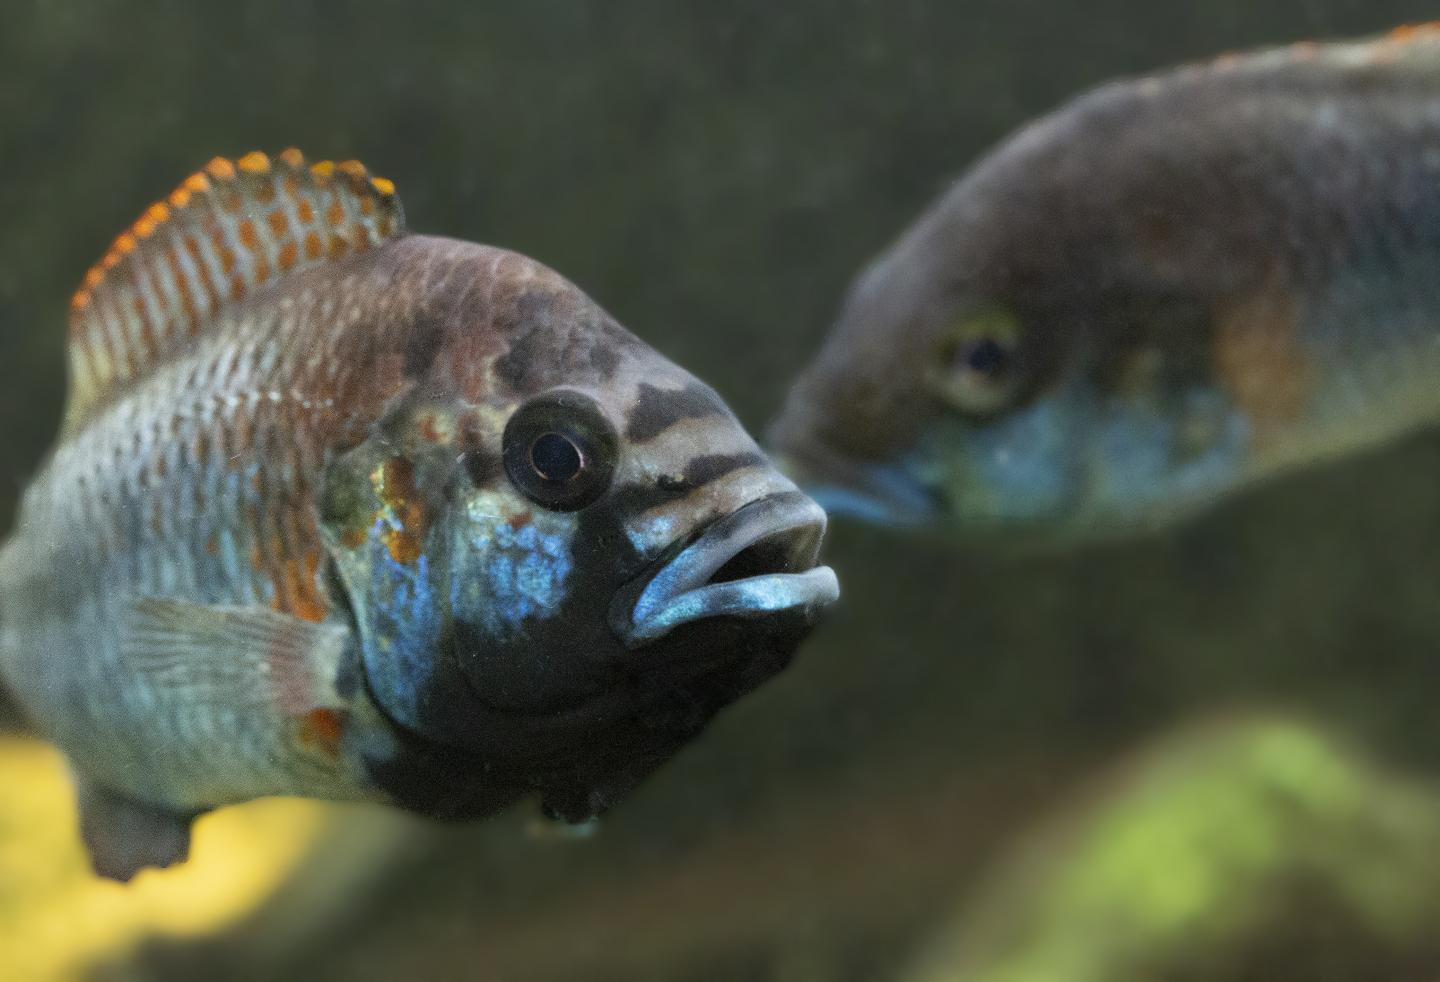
[615,491,840,647]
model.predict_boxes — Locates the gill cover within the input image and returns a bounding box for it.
[319,393,474,743]
[319,390,621,747]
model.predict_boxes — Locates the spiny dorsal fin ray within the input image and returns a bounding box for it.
[65,148,404,431]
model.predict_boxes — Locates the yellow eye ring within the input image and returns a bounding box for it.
[927,306,1023,417]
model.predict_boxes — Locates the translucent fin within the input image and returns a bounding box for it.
[65,148,405,431]
[122,598,352,718]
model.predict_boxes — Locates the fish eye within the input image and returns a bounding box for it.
[529,432,584,483]
[928,306,1023,417]
[503,390,617,511]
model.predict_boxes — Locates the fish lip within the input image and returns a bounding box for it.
[613,491,840,648]
[769,444,939,528]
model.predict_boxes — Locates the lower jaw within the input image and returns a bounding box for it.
[385,619,807,818]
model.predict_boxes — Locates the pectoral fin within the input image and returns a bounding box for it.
[74,776,194,882]
[122,598,355,718]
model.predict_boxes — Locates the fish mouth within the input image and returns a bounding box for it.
[770,445,939,528]
[614,491,840,648]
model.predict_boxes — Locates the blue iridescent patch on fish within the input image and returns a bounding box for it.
[364,522,443,726]
[451,506,575,638]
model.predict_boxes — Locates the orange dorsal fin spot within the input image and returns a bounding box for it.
[1389,22,1440,43]
[65,149,405,431]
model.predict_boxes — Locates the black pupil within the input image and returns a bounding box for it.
[961,338,1009,377]
[530,432,583,483]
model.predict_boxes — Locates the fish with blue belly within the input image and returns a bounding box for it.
[770,26,1440,541]
[0,149,838,880]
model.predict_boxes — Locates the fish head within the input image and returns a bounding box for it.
[321,258,838,820]
[768,221,1261,544]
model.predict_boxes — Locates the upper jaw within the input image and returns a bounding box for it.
[613,492,840,648]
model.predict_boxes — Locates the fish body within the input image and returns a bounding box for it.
[0,151,838,879]
[770,27,1440,539]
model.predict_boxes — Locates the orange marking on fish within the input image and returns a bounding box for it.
[205,157,236,181]
[268,208,288,237]
[338,160,367,179]
[183,171,211,195]
[291,551,329,624]
[298,708,345,758]
[371,176,395,196]
[253,256,271,282]
[304,230,323,260]
[238,219,260,253]
[325,199,345,227]
[1213,270,1310,444]
[297,199,315,224]
[417,411,455,444]
[328,234,349,259]
[278,147,305,169]
[1389,22,1440,42]
[278,240,298,272]
[222,191,243,214]
[169,186,193,209]
[253,181,277,205]
[205,534,221,557]
[282,173,301,199]
[377,457,428,564]
[138,203,170,237]
[507,511,532,531]
[231,276,247,301]
[311,160,336,178]
[340,524,368,550]
[237,151,271,174]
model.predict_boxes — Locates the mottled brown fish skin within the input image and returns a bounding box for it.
[771,27,1440,535]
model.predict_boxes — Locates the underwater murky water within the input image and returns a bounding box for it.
[7,2,1440,980]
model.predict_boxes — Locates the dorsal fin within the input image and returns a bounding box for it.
[65,148,405,429]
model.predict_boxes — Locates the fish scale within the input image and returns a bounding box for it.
[6,220,498,795]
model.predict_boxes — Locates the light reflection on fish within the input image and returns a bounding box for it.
[770,27,1440,541]
[0,149,838,880]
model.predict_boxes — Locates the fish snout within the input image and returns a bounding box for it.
[612,492,840,647]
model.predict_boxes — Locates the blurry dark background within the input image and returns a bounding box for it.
[9,2,1440,979]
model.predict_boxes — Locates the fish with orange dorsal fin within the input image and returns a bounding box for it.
[769,28,1440,542]
[0,150,838,880]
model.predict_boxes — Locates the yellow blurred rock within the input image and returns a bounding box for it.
[0,736,326,981]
